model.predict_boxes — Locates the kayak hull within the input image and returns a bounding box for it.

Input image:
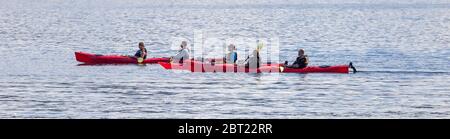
[75,51,170,64]
[282,65,349,73]
[159,61,279,73]
[159,61,350,73]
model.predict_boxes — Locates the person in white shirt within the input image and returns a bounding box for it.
[243,49,261,69]
[171,41,190,63]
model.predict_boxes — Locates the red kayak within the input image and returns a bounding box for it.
[158,61,356,73]
[75,51,170,64]
[159,61,279,73]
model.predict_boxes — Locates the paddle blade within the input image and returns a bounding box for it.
[279,66,285,72]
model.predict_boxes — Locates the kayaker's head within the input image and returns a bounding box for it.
[298,49,305,57]
[139,42,145,50]
[180,41,187,49]
[228,44,236,51]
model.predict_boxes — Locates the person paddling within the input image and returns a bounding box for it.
[225,44,238,64]
[285,49,308,69]
[134,42,147,63]
[243,49,261,68]
[209,44,238,64]
[171,41,190,63]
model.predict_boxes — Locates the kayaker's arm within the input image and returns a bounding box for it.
[172,49,189,62]
[134,49,147,59]
[233,52,238,63]
[142,48,148,59]
[288,56,308,68]
[172,50,184,60]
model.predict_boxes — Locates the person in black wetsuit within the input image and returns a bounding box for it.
[134,42,147,59]
[285,49,308,69]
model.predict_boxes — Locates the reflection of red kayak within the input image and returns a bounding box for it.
[75,51,169,64]
[158,61,355,73]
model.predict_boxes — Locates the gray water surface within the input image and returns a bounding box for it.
[1,0,450,118]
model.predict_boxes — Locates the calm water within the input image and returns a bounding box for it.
[1,0,450,118]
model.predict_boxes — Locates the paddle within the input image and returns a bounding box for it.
[279,66,285,72]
